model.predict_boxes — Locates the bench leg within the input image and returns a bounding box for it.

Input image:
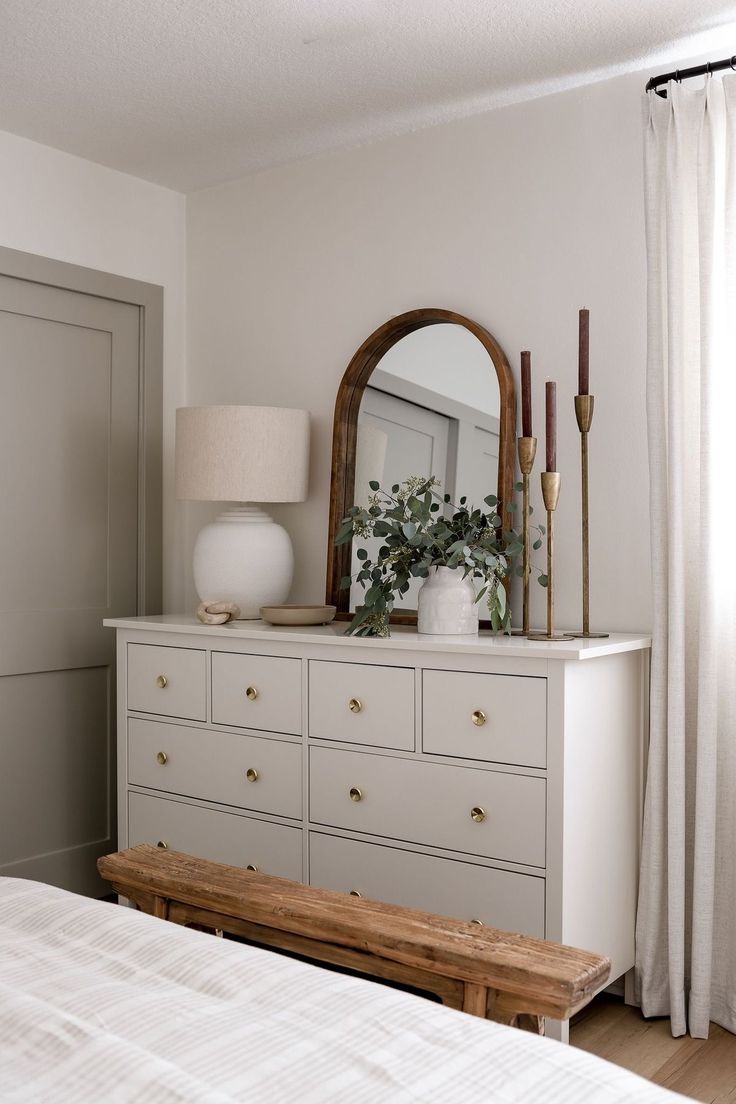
[486,988,545,1035]
[462,982,488,1016]
[152,895,169,920]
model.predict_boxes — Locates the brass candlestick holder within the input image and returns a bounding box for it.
[528,472,575,642]
[510,436,537,635]
[570,395,609,639]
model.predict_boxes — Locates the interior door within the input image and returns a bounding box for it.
[351,387,450,611]
[0,274,142,896]
[453,422,500,511]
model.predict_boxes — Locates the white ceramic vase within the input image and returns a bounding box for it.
[417,566,479,635]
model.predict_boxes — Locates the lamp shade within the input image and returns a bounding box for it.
[175,405,309,503]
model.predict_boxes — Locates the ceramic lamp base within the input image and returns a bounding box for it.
[193,505,293,620]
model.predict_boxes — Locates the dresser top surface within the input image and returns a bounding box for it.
[104,616,651,661]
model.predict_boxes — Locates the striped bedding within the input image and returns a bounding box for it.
[0,877,688,1103]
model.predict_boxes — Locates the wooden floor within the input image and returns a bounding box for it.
[571,996,736,1102]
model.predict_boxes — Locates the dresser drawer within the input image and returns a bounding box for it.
[309,661,414,750]
[127,644,206,721]
[309,747,545,868]
[212,652,301,735]
[310,832,545,937]
[128,718,301,819]
[422,670,546,767]
[128,792,303,879]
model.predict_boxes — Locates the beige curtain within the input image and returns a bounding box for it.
[637,76,736,1039]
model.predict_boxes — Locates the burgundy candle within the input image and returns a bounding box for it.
[521,350,532,437]
[545,381,557,471]
[578,308,590,395]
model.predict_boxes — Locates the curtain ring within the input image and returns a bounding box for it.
[706,62,712,77]
[674,69,681,83]
[731,56,736,71]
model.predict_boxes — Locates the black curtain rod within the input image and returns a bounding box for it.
[646,54,736,96]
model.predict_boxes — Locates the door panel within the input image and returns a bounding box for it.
[351,387,450,611]
[0,668,110,863]
[0,273,142,895]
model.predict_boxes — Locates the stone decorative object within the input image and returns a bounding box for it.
[196,601,241,625]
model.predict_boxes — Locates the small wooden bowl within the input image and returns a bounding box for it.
[260,604,337,626]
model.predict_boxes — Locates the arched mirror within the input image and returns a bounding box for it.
[326,308,516,625]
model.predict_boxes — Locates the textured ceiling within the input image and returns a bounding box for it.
[0,0,735,192]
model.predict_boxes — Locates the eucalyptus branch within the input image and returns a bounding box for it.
[336,475,534,637]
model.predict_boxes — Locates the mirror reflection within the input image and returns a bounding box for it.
[350,323,501,611]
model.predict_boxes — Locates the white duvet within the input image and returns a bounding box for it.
[0,877,688,1103]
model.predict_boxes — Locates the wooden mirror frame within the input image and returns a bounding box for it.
[326,308,517,625]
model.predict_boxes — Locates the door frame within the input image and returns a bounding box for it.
[0,245,163,614]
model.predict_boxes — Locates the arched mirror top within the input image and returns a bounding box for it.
[326,308,516,624]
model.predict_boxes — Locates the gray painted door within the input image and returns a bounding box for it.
[0,274,140,896]
[351,387,450,612]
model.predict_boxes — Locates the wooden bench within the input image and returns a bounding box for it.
[98,844,609,1034]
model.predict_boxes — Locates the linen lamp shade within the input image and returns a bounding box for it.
[175,405,310,619]
[175,405,309,503]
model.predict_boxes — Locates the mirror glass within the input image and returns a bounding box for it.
[349,323,501,612]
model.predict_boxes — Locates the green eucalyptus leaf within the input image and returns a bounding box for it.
[335,522,354,545]
[497,583,506,616]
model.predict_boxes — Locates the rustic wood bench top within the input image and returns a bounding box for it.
[98,844,609,1030]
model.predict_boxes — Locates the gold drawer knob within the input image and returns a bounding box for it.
[349,890,362,897]
[156,751,168,766]
[470,919,484,926]
[156,840,169,850]
[470,806,487,823]
[155,674,168,689]
[348,697,362,714]
[246,767,259,783]
[349,786,363,802]
[246,864,258,872]
[472,710,487,727]
[245,686,258,701]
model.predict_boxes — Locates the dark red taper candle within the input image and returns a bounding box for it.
[578,308,590,395]
[545,381,557,471]
[521,350,532,437]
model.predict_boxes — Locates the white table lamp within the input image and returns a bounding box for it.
[176,405,310,619]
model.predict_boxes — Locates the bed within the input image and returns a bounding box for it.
[0,873,689,1103]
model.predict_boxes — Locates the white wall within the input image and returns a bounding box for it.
[186,67,652,632]
[0,128,187,612]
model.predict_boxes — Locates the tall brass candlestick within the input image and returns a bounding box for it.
[570,395,609,639]
[528,472,574,642]
[517,436,537,634]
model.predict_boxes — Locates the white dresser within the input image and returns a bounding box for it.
[106,615,650,1040]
